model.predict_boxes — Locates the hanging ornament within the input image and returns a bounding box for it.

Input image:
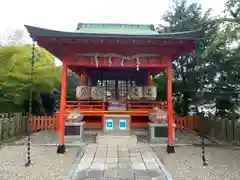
[136,57,140,71]
[121,57,125,67]
[108,56,112,67]
[95,55,99,68]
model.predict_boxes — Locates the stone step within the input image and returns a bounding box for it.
[96,133,137,145]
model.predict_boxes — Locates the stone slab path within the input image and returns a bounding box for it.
[69,144,170,180]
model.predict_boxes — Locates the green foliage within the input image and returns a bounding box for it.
[203,0,240,115]
[161,0,217,115]
[0,45,59,112]
[66,71,81,101]
[54,68,81,101]
[161,0,240,116]
[152,72,166,101]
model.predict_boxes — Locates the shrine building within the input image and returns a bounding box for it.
[25,23,203,154]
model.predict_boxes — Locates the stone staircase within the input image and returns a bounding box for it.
[96,132,137,145]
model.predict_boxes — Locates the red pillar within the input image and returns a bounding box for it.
[166,58,175,153]
[81,70,87,86]
[57,61,67,154]
[147,72,152,86]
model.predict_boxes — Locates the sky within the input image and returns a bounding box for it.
[0,0,226,64]
[1,0,226,32]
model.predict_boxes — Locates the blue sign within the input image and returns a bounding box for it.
[107,122,112,127]
[105,119,113,130]
[119,119,127,130]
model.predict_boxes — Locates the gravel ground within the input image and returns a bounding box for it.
[153,140,240,179]
[0,145,83,180]
[13,130,97,145]
[3,129,238,180]
[135,130,215,145]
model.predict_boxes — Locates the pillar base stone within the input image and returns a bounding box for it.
[167,144,175,154]
[57,144,66,154]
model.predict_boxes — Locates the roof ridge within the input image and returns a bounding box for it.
[76,23,154,31]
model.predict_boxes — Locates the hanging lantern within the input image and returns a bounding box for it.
[91,86,104,100]
[129,86,143,100]
[76,86,91,100]
[144,86,157,100]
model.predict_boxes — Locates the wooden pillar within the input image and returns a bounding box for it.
[166,57,175,153]
[57,61,67,154]
[81,70,87,86]
[147,72,152,86]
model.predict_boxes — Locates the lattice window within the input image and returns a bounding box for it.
[97,79,136,100]
[97,80,102,86]
[118,81,126,98]
[118,80,136,100]
[102,80,115,100]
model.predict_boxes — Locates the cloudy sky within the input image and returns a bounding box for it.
[0,0,226,65]
[1,0,226,33]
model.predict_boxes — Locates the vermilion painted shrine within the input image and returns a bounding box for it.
[25,23,203,154]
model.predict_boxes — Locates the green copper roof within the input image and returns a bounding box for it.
[75,23,159,35]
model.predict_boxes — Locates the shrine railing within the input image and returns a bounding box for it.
[30,116,57,132]
[126,100,167,110]
[56,100,168,111]
[28,115,201,131]
[64,100,106,111]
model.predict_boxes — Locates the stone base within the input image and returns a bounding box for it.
[103,115,130,133]
[167,144,175,153]
[149,123,176,144]
[57,144,66,154]
[64,122,85,143]
[96,132,137,145]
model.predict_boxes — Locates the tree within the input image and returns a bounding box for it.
[160,0,218,115]
[0,44,59,113]
[54,68,81,102]
[152,72,166,101]
[202,0,240,116]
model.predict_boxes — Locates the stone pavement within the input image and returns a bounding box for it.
[69,144,170,180]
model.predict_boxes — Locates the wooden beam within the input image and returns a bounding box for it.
[38,41,192,59]
[37,37,196,47]
[66,56,168,68]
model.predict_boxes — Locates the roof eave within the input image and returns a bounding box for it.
[25,25,204,41]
